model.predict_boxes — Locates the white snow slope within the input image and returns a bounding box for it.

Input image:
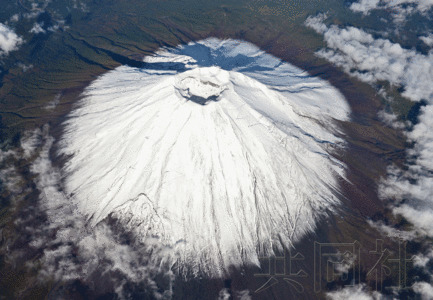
[59,38,350,276]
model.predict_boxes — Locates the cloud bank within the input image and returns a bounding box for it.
[305,14,433,102]
[305,12,433,299]
[350,0,433,18]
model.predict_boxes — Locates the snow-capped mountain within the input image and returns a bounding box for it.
[59,38,350,276]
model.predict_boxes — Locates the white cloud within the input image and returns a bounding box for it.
[17,62,34,72]
[330,250,357,275]
[379,106,433,239]
[413,250,433,268]
[237,290,252,300]
[304,13,328,33]
[305,15,433,102]
[394,205,433,237]
[10,14,20,22]
[377,110,406,130]
[30,22,45,34]
[23,11,42,19]
[216,289,251,300]
[420,34,433,47]
[0,148,17,163]
[218,288,231,300]
[350,0,433,18]
[350,0,381,15]
[21,128,43,158]
[326,284,383,300]
[44,93,61,110]
[0,146,22,195]
[22,0,50,20]
[217,289,251,300]
[72,0,89,13]
[0,166,22,194]
[0,23,23,55]
[413,282,433,300]
[367,219,417,241]
[47,19,67,33]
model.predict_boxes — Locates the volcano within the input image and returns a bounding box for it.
[59,38,350,276]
